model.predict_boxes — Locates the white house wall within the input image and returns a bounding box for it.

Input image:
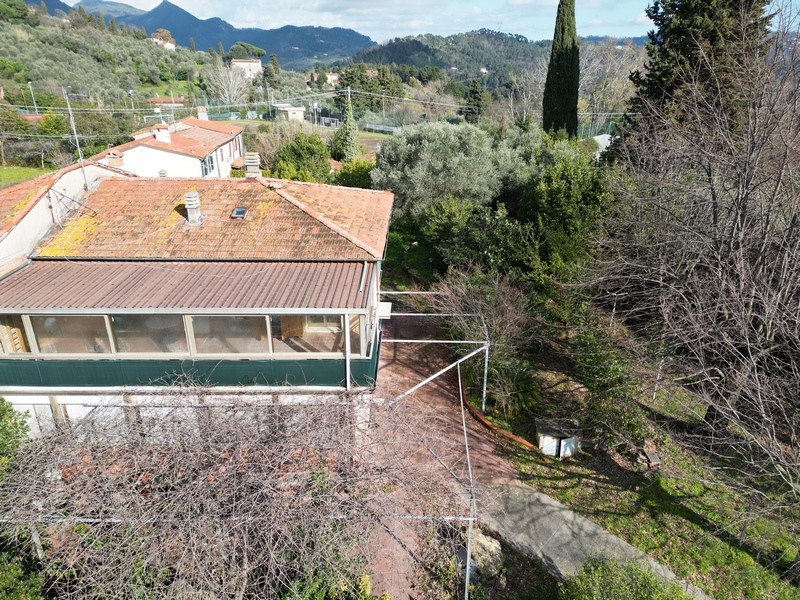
[111,146,203,178]
[215,137,243,178]
[99,135,243,179]
[4,392,372,439]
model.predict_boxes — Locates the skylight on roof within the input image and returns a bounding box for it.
[230,207,248,220]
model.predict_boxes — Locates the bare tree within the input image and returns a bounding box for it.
[598,7,800,559]
[433,266,537,415]
[579,40,644,133]
[503,63,547,126]
[246,120,306,167]
[204,58,251,107]
[408,80,460,121]
[0,389,473,598]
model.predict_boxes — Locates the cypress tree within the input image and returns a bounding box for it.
[337,98,360,162]
[630,0,771,115]
[190,37,196,52]
[464,78,490,124]
[542,0,579,136]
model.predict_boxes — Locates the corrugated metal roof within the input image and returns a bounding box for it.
[0,261,374,311]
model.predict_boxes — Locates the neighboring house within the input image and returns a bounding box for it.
[149,37,176,51]
[274,104,306,123]
[231,59,263,80]
[93,117,244,178]
[146,97,185,109]
[0,167,393,434]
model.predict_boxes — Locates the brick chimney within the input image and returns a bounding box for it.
[153,124,171,144]
[244,152,261,178]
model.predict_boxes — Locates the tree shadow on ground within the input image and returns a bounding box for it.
[497,438,798,589]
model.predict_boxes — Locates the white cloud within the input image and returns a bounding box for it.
[65,0,651,45]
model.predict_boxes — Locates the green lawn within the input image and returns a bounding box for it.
[0,166,50,189]
[484,367,800,600]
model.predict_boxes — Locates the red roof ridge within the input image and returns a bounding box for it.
[259,179,382,259]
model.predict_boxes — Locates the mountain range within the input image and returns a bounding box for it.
[27,0,376,70]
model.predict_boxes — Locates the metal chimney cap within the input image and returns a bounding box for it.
[183,191,203,225]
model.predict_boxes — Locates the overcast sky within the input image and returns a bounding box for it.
[66,0,653,43]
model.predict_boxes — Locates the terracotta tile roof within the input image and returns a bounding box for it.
[96,117,242,161]
[0,171,58,235]
[180,117,243,136]
[35,177,393,261]
[265,179,393,259]
[173,126,235,149]
[0,260,374,311]
[92,133,220,161]
[0,162,130,235]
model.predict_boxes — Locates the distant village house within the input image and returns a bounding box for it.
[93,113,244,178]
[231,59,263,80]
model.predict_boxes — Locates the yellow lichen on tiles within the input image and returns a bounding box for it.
[249,197,276,221]
[10,189,39,215]
[38,215,97,257]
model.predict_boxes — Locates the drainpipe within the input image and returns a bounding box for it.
[344,315,352,391]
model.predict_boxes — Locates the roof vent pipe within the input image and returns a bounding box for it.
[184,191,203,226]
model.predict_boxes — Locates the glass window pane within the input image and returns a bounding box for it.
[0,315,30,354]
[31,316,111,354]
[349,315,362,356]
[110,315,187,353]
[193,316,270,354]
[271,315,344,354]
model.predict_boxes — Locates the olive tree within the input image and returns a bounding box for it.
[371,122,499,218]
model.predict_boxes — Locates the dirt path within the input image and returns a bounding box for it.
[369,314,712,600]
[368,315,521,598]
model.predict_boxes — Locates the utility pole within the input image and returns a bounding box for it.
[382,88,385,119]
[63,86,88,191]
[28,81,38,114]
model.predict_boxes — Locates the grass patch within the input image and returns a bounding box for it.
[0,166,49,188]
[381,226,442,290]
[470,307,800,599]
[502,437,799,600]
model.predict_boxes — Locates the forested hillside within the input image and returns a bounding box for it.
[349,29,644,90]
[0,9,202,101]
